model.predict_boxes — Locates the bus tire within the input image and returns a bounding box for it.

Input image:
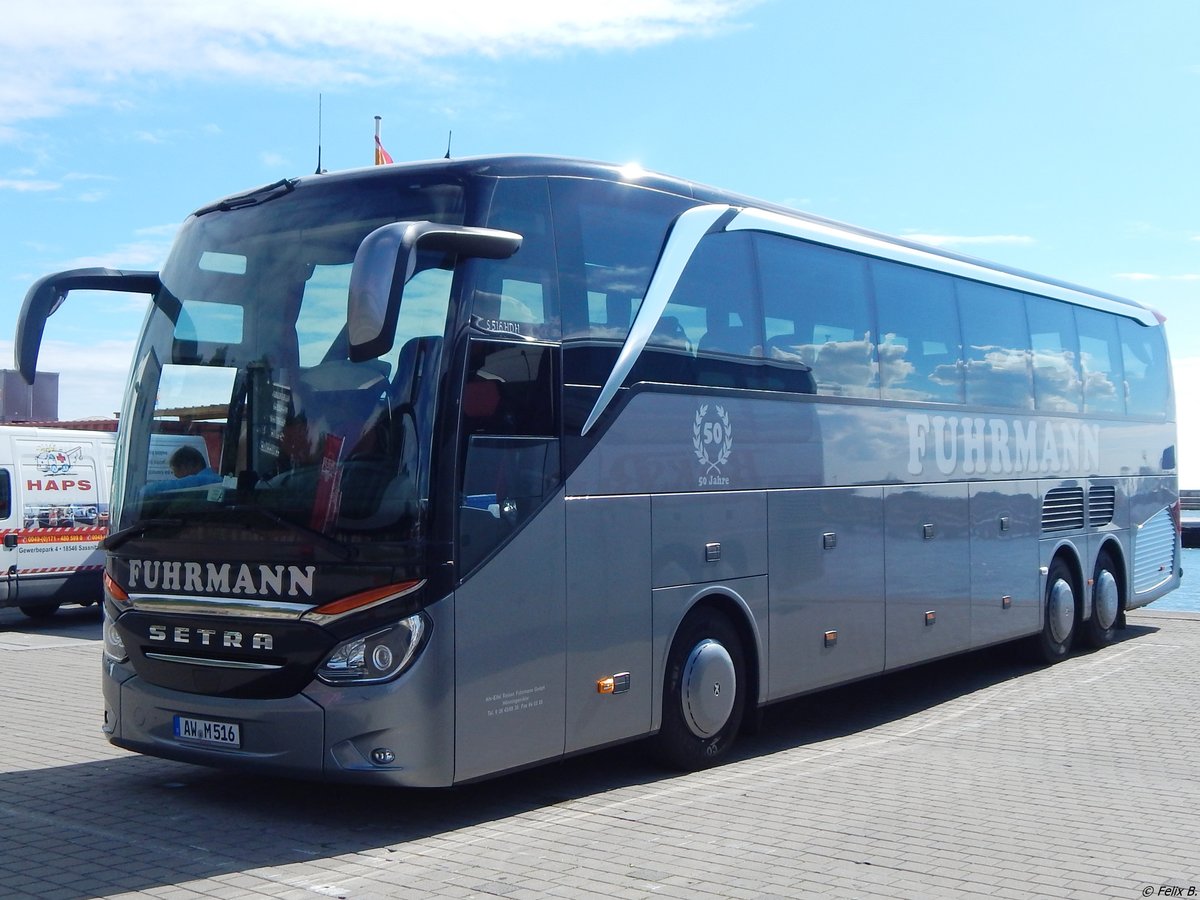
[1082,550,1122,649]
[20,603,61,619]
[653,608,745,770]
[1036,558,1077,664]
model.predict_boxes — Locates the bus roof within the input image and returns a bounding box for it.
[203,153,1159,325]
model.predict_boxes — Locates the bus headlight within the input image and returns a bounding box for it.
[317,613,427,685]
[103,611,128,663]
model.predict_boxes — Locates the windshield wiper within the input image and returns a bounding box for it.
[102,508,354,561]
[232,505,357,561]
[194,178,297,217]
[102,519,186,551]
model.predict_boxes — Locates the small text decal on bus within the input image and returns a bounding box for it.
[694,404,733,487]
[906,414,1101,477]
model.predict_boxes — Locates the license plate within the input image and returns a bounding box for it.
[173,714,241,748]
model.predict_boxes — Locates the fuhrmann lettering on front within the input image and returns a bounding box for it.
[906,413,1101,477]
[127,559,316,598]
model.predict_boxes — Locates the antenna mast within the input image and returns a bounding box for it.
[314,94,324,175]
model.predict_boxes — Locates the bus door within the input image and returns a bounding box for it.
[452,338,567,781]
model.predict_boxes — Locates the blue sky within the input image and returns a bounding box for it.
[2,0,1199,481]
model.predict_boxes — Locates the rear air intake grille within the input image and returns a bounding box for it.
[1042,487,1085,532]
[1133,507,1177,594]
[1088,486,1116,528]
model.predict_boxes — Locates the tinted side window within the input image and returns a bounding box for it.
[1026,294,1082,412]
[1075,307,1125,415]
[555,179,692,346]
[637,231,773,389]
[1119,318,1171,418]
[458,340,560,576]
[0,469,10,520]
[872,260,963,404]
[475,177,559,340]
[553,179,692,389]
[758,236,877,399]
[957,281,1033,410]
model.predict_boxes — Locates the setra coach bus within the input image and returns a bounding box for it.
[14,155,1180,785]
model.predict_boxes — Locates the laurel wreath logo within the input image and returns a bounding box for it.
[693,404,733,475]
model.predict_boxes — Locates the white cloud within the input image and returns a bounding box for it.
[0,1,757,129]
[1114,272,1200,282]
[0,336,137,420]
[0,178,59,192]
[41,225,180,276]
[62,172,117,183]
[134,223,183,239]
[903,233,1035,249]
[59,237,174,272]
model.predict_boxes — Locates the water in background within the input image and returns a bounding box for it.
[1143,546,1200,612]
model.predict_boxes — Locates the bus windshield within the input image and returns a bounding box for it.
[110,176,467,563]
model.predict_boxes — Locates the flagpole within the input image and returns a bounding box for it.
[374,116,393,165]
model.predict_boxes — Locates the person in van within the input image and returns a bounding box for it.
[144,445,220,496]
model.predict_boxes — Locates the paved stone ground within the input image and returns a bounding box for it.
[0,603,1197,900]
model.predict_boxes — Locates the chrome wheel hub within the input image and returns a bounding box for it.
[680,639,736,738]
[1048,578,1076,645]
[1094,569,1119,630]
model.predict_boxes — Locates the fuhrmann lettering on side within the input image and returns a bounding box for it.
[906,413,1100,477]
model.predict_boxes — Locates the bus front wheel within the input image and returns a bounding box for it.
[1036,558,1077,664]
[653,609,745,770]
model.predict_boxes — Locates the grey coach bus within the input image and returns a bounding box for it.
[15,156,1180,785]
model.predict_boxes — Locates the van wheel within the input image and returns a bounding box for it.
[20,603,60,619]
[1035,559,1077,664]
[1082,550,1122,649]
[653,609,745,770]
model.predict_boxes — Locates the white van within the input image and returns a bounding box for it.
[0,425,218,618]
[0,425,117,618]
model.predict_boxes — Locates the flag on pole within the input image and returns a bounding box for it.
[374,116,393,165]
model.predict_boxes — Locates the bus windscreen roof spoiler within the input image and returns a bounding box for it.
[16,267,161,384]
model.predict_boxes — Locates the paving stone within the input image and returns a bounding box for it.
[0,607,1197,898]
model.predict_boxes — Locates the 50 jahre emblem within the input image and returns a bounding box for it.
[693,404,732,487]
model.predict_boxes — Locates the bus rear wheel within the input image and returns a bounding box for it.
[653,608,745,770]
[1036,558,1077,664]
[1082,550,1122,649]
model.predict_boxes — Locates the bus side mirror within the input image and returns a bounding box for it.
[4,533,17,549]
[347,222,521,362]
[16,268,161,383]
